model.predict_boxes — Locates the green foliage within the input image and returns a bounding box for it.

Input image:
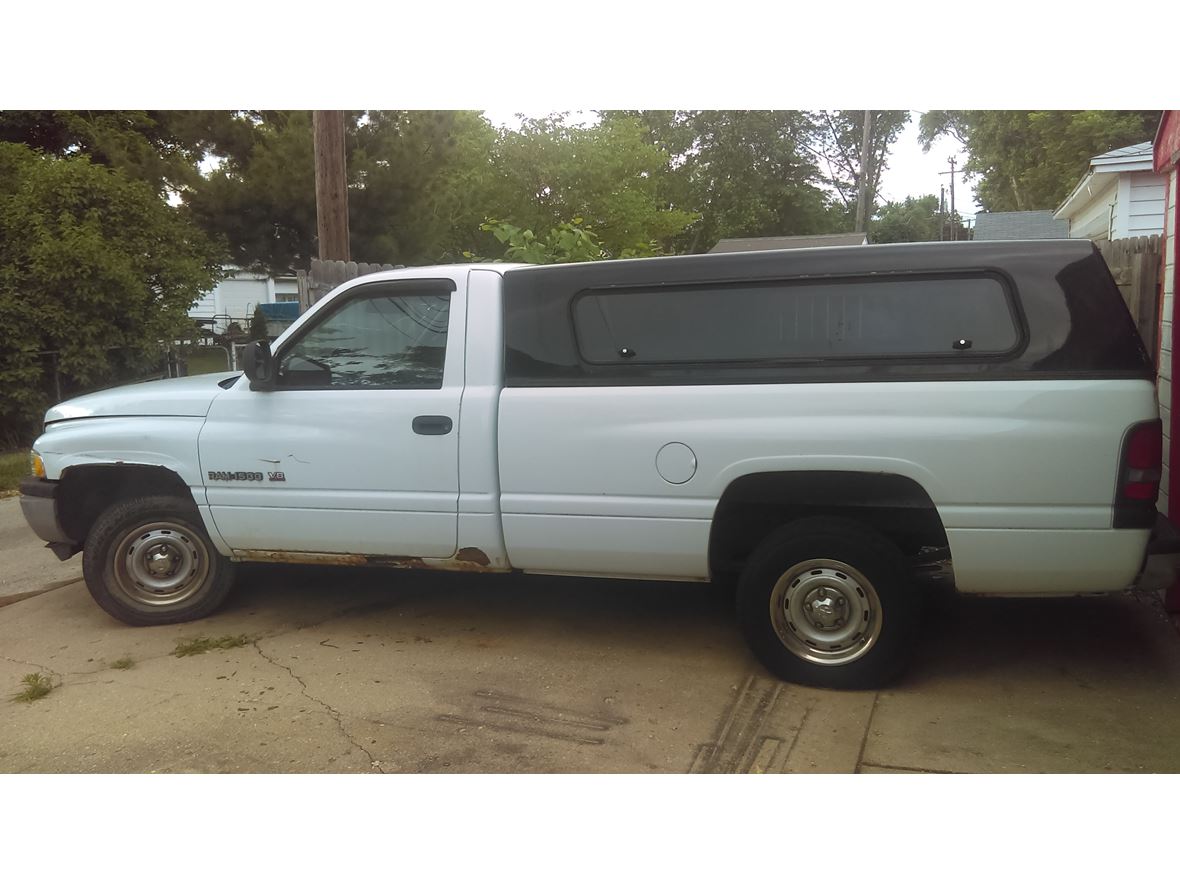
[110,657,136,670]
[811,110,911,219]
[871,194,967,244]
[12,672,53,703]
[149,110,890,270]
[472,219,608,264]
[183,347,232,376]
[185,110,503,273]
[918,110,1161,211]
[249,305,269,342]
[606,110,847,252]
[485,114,697,258]
[0,142,225,443]
[172,634,253,657]
[184,111,319,274]
[350,110,503,265]
[0,449,29,494]
[0,110,252,197]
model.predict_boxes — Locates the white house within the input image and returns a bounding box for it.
[1054,142,1168,241]
[189,269,299,335]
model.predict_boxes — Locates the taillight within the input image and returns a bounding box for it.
[1114,419,1162,527]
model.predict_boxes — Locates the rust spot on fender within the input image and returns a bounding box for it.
[455,547,491,567]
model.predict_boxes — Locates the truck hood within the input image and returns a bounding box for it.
[44,372,241,423]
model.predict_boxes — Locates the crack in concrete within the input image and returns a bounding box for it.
[856,760,958,774]
[1,653,65,683]
[251,639,385,773]
[853,692,881,774]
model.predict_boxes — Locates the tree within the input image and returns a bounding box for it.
[349,110,503,265]
[183,111,320,274]
[184,110,504,273]
[606,110,847,253]
[871,194,966,244]
[918,110,1162,211]
[484,114,697,259]
[471,220,609,264]
[810,110,911,223]
[0,110,253,197]
[0,142,225,443]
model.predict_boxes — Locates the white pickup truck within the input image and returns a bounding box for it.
[20,240,1168,687]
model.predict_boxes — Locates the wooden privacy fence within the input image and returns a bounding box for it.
[1099,235,1162,358]
[296,258,403,311]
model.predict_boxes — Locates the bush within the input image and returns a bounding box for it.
[0,142,226,444]
[249,305,269,342]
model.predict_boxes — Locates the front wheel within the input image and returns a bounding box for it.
[736,517,921,689]
[82,495,236,626]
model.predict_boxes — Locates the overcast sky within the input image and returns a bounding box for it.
[880,114,980,217]
[483,110,981,220]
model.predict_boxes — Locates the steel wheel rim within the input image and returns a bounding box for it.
[768,558,883,666]
[112,521,211,607]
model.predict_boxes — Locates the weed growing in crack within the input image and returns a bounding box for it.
[173,635,254,657]
[110,657,136,670]
[12,672,53,703]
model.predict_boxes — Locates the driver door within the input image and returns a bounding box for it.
[199,276,465,559]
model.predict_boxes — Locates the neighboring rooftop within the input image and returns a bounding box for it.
[1091,141,1153,166]
[972,210,1069,241]
[709,233,868,253]
[1055,141,1159,226]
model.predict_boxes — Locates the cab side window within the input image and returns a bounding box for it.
[278,291,450,389]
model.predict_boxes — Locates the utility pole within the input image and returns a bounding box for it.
[939,184,946,241]
[854,109,873,234]
[313,110,350,262]
[939,156,960,241]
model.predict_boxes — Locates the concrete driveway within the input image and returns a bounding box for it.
[2,498,1180,773]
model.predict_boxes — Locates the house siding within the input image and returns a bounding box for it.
[1066,179,1118,240]
[1161,169,1177,516]
[1124,173,1168,238]
[190,289,217,317]
[189,271,298,334]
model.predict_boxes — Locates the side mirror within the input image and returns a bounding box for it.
[242,339,276,391]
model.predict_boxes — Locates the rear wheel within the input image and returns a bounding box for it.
[736,516,920,689]
[82,495,236,626]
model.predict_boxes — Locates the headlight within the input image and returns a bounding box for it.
[30,451,45,479]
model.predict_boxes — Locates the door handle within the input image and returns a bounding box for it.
[412,415,453,435]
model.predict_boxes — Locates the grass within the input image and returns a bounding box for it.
[0,450,30,496]
[110,657,136,670]
[12,672,53,703]
[184,348,232,376]
[172,634,253,657]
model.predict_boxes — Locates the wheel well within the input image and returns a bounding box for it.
[708,471,948,578]
[57,464,195,544]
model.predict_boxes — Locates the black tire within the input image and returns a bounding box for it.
[82,495,236,626]
[736,516,921,690]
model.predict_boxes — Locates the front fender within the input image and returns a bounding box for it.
[35,416,207,502]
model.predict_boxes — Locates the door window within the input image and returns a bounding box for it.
[278,290,450,389]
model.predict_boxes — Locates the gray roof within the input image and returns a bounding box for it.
[972,211,1069,241]
[709,233,868,253]
[1092,141,1153,163]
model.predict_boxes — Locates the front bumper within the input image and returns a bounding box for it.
[19,477,73,545]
